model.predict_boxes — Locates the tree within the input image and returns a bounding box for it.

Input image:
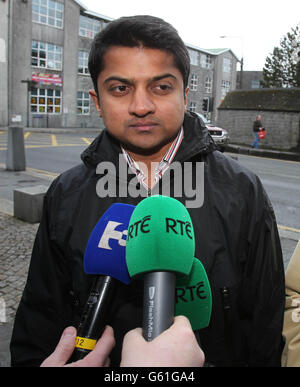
[261,24,300,88]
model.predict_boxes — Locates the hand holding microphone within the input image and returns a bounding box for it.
[41,316,205,367]
[120,315,205,367]
[41,325,115,367]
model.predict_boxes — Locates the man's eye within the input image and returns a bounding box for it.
[116,86,128,92]
[109,85,129,95]
[154,84,173,93]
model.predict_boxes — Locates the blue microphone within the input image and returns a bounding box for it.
[70,203,135,361]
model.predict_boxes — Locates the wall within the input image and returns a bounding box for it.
[237,71,263,90]
[217,109,300,150]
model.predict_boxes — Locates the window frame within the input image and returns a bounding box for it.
[189,101,197,113]
[31,40,63,71]
[77,91,90,115]
[190,74,198,91]
[223,57,232,73]
[188,48,199,66]
[79,15,101,39]
[30,87,62,114]
[78,50,89,75]
[221,80,231,97]
[205,77,212,93]
[32,0,64,29]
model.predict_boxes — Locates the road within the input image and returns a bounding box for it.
[0,130,299,233]
[229,153,300,232]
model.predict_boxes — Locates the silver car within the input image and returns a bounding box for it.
[196,113,230,148]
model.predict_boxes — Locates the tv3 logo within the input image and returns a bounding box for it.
[98,221,128,250]
[291,298,300,323]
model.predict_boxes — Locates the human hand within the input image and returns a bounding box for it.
[40,325,115,367]
[120,315,205,367]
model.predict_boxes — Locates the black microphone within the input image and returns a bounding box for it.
[70,203,135,361]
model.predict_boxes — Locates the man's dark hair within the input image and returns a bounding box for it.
[88,15,190,96]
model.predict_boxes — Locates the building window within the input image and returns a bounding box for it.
[205,77,212,93]
[190,74,198,91]
[78,51,89,74]
[32,0,64,29]
[200,54,212,69]
[77,92,90,115]
[79,15,101,39]
[251,80,260,89]
[223,57,232,73]
[189,101,197,113]
[188,49,198,66]
[31,88,62,114]
[31,40,62,70]
[221,80,230,98]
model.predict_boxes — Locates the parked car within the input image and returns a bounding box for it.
[195,113,230,149]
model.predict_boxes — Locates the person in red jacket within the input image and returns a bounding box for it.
[251,114,263,149]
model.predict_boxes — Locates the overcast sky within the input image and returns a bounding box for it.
[82,0,300,71]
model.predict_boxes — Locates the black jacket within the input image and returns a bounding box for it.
[10,112,285,367]
[253,119,262,132]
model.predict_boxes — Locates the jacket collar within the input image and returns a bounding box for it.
[81,111,217,169]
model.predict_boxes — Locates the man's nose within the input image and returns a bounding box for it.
[128,88,155,117]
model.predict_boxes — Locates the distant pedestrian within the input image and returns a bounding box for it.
[251,114,263,149]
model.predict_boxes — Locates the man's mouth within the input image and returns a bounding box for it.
[129,121,159,132]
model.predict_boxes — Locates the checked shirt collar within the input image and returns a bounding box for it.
[121,127,184,191]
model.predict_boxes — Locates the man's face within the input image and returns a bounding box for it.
[90,46,189,156]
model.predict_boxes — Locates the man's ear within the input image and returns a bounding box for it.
[184,87,189,113]
[89,89,102,117]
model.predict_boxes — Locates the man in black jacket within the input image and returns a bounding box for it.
[10,15,285,367]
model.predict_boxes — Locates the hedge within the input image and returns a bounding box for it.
[219,88,300,112]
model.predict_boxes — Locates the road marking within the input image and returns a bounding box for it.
[0,144,89,150]
[24,132,31,139]
[278,225,300,234]
[81,137,91,145]
[26,167,59,178]
[51,134,58,146]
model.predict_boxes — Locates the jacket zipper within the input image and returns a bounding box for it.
[221,286,239,366]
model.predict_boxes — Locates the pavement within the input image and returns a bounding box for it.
[0,128,299,367]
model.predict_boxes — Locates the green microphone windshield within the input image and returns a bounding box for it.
[126,195,195,278]
[175,257,212,330]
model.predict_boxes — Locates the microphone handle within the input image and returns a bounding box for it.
[70,275,116,362]
[142,271,176,341]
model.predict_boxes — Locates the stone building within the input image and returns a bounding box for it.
[236,70,264,90]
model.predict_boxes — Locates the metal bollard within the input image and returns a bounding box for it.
[6,126,26,171]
